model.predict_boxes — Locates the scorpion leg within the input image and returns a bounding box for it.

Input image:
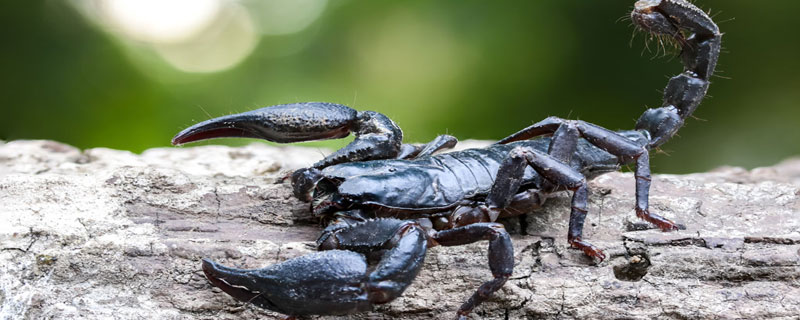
[538,123,609,257]
[432,223,513,320]
[496,116,562,145]
[491,122,606,259]
[488,145,606,261]
[473,122,575,212]
[203,218,427,317]
[571,121,683,231]
[496,114,683,232]
[489,121,578,205]
[172,102,403,169]
[397,134,458,159]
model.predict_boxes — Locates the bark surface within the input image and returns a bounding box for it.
[1,140,799,319]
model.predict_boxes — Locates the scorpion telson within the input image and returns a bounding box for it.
[173,1,721,319]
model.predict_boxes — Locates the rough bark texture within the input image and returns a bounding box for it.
[1,140,799,320]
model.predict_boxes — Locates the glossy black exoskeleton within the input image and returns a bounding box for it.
[172,1,721,319]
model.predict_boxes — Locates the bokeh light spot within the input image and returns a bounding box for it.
[241,0,327,35]
[101,0,221,43]
[153,4,258,73]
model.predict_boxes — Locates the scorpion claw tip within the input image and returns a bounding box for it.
[657,220,684,232]
[589,250,607,263]
[201,258,262,304]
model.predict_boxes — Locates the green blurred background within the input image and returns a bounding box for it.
[1,0,798,173]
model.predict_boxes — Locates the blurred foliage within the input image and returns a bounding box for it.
[1,0,799,173]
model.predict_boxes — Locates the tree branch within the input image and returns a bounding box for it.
[1,140,798,319]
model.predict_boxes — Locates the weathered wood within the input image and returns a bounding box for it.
[1,140,798,319]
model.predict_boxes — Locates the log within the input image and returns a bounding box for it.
[1,140,798,319]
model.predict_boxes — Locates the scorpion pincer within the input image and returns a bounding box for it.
[172,1,721,319]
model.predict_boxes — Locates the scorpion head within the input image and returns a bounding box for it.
[311,191,354,218]
[293,170,354,217]
[291,168,324,202]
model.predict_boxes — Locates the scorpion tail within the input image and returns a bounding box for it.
[631,0,721,149]
[172,102,403,169]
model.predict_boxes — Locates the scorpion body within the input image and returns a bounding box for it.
[172,1,721,319]
[311,133,631,216]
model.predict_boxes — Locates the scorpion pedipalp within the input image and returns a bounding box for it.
[203,218,428,316]
[172,102,359,145]
[171,102,405,169]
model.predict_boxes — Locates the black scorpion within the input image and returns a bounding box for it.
[172,1,721,319]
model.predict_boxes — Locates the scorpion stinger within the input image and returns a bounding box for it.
[632,0,722,148]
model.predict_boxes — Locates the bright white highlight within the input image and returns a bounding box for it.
[102,0,221,43]
[153,4,258,73]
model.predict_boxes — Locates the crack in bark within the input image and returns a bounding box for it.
[744,237,800,245]
[213,185,221,222]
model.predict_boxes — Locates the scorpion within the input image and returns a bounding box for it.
[171,1,721,319]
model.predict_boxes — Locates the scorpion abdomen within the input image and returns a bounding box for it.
[321,132,640,215]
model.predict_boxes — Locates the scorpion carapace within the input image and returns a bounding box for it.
[172,1,721,319]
